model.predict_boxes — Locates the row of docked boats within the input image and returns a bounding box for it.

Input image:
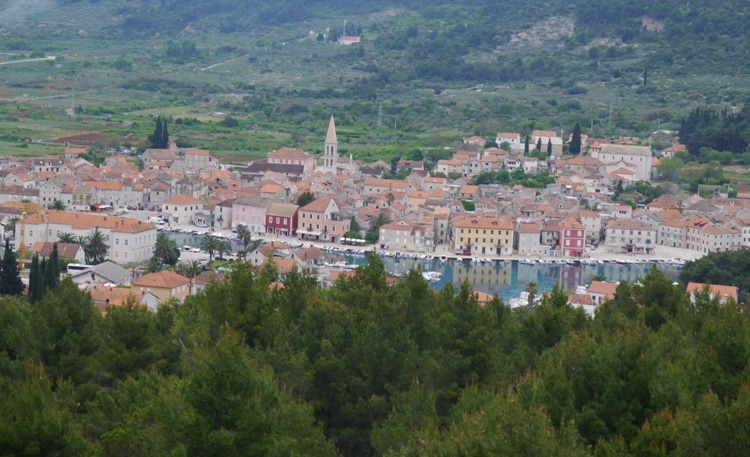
[517,257,687,266]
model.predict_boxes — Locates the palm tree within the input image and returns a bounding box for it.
[201,234,220,263]
[525,282,538,307]
[153,232,180,265]
[216,238,231,260]
[372,212,391,229]
[236,224,252,260]
[3,216,17,234]
[144,256,163,273]
[83,228,109,264]
[385,192,395,206]
[246,238,263,255]
[51,200,65,211]
[57,232,78,244]
[174,259,206,278]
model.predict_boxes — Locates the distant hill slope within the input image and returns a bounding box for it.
[50,0,749,83]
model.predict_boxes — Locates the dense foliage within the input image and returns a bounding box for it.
[680,248,750,297]
[1,257,749,455]
[108,0,750,84]
[679,106,750,157]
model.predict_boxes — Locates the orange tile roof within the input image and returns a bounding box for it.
[532,129,557,137]
[686,282,738,302]
[301,196,334,213]
[83,181,124,190]
[455,215,513,230]
[132,270,190,289]
[588,281,617,299]
[163,194,203,205]
[24,211,155,233]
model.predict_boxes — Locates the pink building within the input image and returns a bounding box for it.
[232,196,274,235]
[267,148,315,173]
[559,217,585,257]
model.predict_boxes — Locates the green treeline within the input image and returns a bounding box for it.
[1,257,750,456]
[679,106,750,156]
[680,248,750,295]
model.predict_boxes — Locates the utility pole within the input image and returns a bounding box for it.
[377,102,382,127]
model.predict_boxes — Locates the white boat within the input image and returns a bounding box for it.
[509,291,531,308]
[422,271,443,282]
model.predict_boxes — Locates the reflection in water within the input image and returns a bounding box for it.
[340,254,681,302]
[166,233,682,303]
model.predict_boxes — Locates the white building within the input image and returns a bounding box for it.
[589,143,653,182]
[17,211,157,264]
[604,219,656,251]
[515,222,548,256]
[162,194,205,225]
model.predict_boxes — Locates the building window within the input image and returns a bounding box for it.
[125,240,129,246]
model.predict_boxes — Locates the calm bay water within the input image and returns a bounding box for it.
[167,232,681,302]
[337,254,682,302]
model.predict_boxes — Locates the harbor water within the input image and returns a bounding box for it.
[167,232,682,303]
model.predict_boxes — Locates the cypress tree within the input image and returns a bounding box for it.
[39,257,47,297]
[536,138,542,151]
[524,135,530,154]
[161,121,169,149]
[0,239,24,296]
[547,139,552,155]
[151,116,163,149]
[46,243,59,291]
[29,254,41,303]
[570,122,582,155]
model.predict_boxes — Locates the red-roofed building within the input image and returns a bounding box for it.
[587,281,618,305]
[132,270,191,303]
[18,211,157,263]
[297,196,349,243]
[686,282,738,305]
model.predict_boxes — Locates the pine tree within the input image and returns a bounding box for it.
[524,135,530,154]
[536,138,542,151]
[547,139,552,155]
[570,122,582,155]
[0,239,24,296]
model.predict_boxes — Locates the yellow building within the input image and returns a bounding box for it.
[131,270,191,304]
[453,215,514,256]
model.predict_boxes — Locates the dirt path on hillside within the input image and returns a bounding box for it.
[0,56,55,66]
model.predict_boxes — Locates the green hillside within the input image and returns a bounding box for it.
[0,0,747,157]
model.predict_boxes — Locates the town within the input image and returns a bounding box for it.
[0,115,740,310]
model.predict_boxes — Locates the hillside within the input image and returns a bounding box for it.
[0,0,748,160]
